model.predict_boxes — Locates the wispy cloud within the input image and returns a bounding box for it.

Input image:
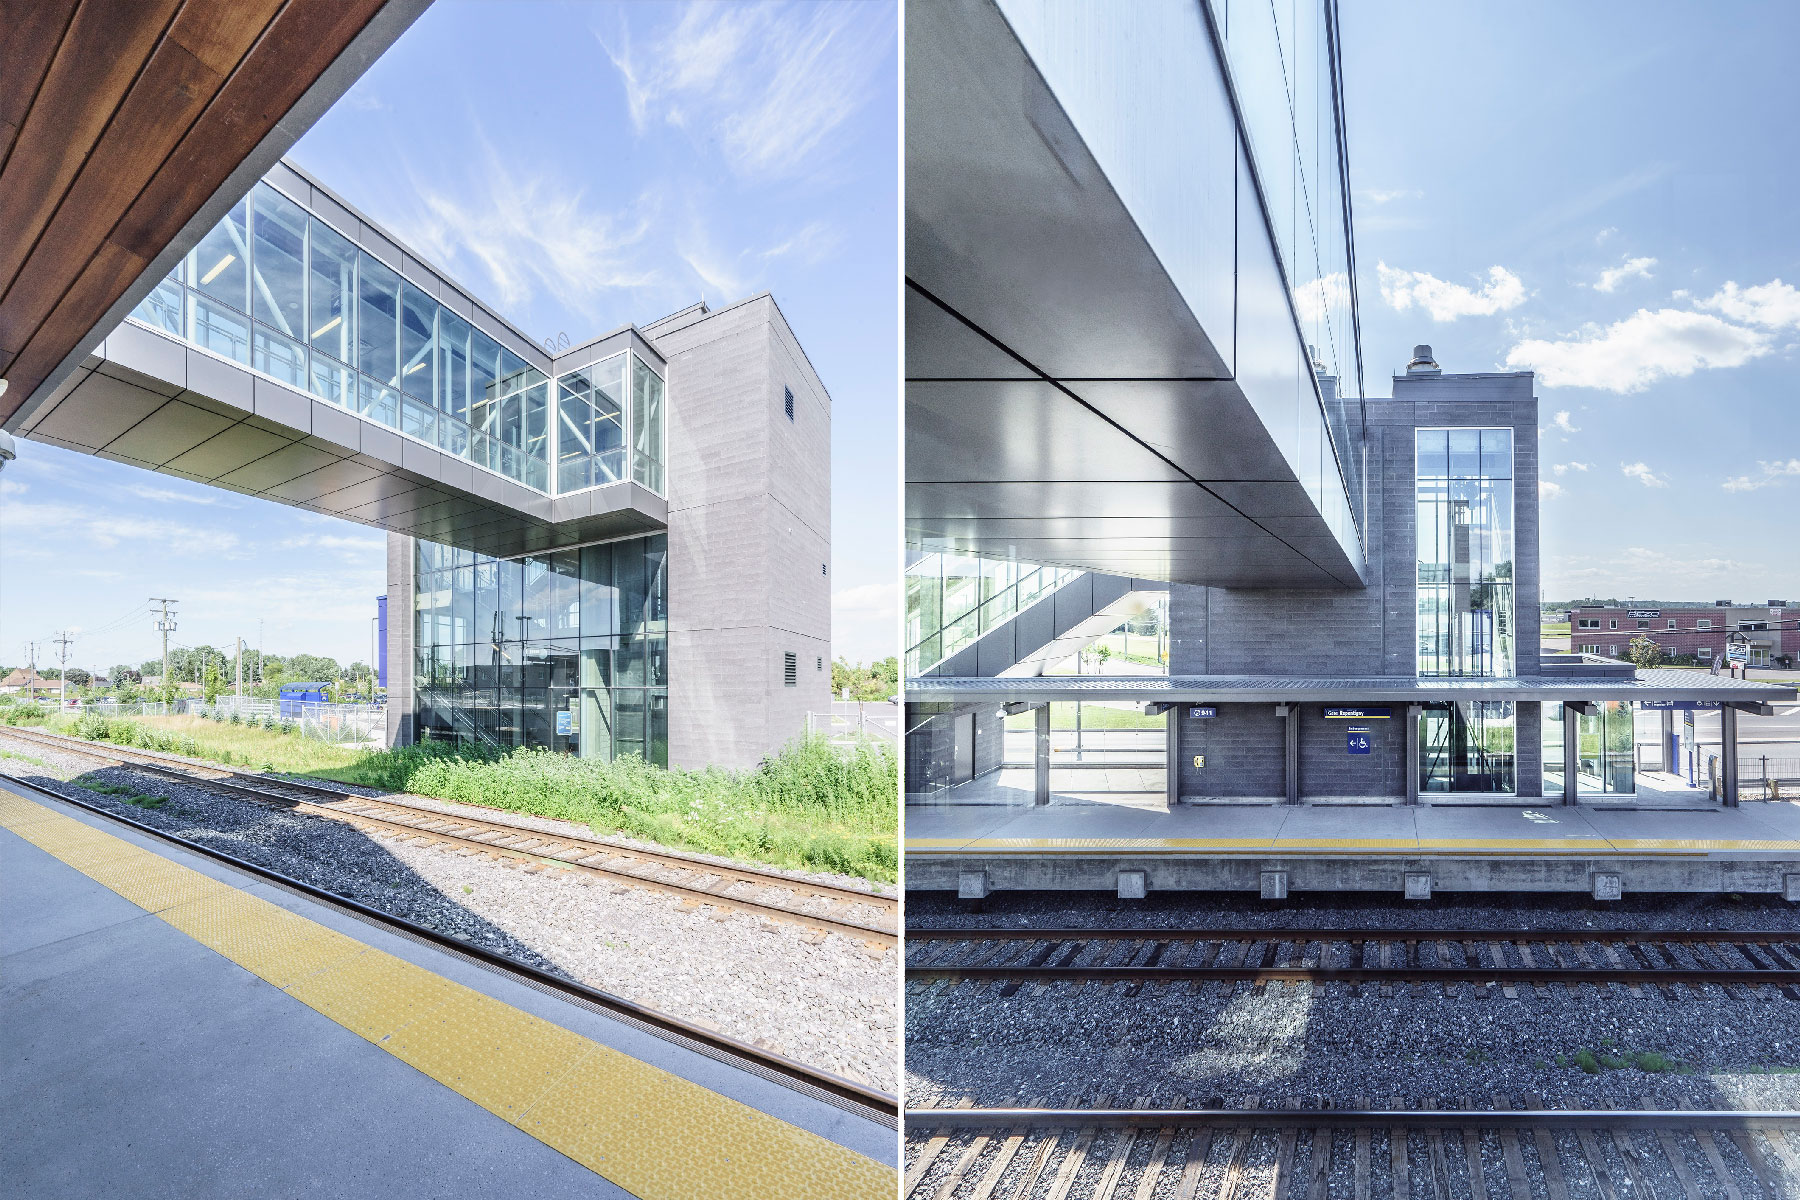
[1506,308,1772,392]
[1722,458,1800,492]
[3,499,243,557]
[1292,272,1350,326]
[402,136,661,327]
[124,482,220,506]
[1593,255,1656,293]
[1548,544,1761,593]
[1552,461,1591,476]
[597,2,894,181]
[1540,479,1565,499]
[1551,411,1581,434]
[1358,188,1421,205]
[1377,262,1526,321]
[1621,461,1668,488]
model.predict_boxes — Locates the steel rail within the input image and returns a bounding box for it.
[0,772,898,1123]
[907,926,1800,945]
[0,725,896,945]
[906,963,1800,985]
[902,1107,1800,1132]
[3,724,891,906]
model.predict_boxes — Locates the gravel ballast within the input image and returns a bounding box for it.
[906,891,1800,1116]
[1,733,896,1090]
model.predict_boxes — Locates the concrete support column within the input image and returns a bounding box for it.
[1660,708,1675,773]
[1405,704,1420,805]
[1281,704,1298,805]
[1562,703,1579,806]
[1034,702,1051,806]
[1165,706,1180,808]
[1722,705,1740,807]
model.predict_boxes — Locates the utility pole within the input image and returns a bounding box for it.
[257,618,264,688]
[24,640,37,704]
[52,630,73,709]
[150,598,178,704]
[235,636,243,704]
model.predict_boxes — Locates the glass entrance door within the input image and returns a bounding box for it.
[1419,701,1516,794]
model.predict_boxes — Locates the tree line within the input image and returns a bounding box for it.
[3,646,376,704]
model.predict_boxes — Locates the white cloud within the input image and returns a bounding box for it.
[1697,279,1800,330]
[1722,458,1800,492]
[1551,411,1581,434]
[3,499,243,556]
[1505,308,1772,392]
[597,3,893,180]
[1292,272,1349,327]
[1621,461,1668,488]
[403,138,660,325]
[1593,255,1655,293]
[1377,262,1526,321]
[1552,461,1591,476]
[759,219,843,265]
[0,479,26,496]
[1549,545,1761,594]
[124,482,219,506]
[1358,188,1421,205]
[1540,479,1565,499]
[1596,227,1618,244]
[280,532,385,555]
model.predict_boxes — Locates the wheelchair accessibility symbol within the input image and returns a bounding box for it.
[1347,729,1372,755]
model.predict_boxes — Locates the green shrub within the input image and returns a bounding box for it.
[324,734,899,882]
[1573,1049,1601,1074]
[228,711,242,725]
[1634,1052,1673,1073]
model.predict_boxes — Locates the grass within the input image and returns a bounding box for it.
[49,713,367,774]
[0,748,45,766]
[322,736,899,883]
[46,711,899,882]
[75,779,166,808]
[1565,1046,1683,1075]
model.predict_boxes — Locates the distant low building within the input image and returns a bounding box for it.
[0,669,57,695]
[1563,602,1796,667]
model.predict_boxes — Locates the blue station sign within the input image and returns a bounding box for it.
[1639,700,1721,711]
[1325,706,1391,720]
[1347,729,1372,754]
[1188,705,1217,719]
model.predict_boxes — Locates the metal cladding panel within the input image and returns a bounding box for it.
[905,0,1363,589]
[103,400,237,465]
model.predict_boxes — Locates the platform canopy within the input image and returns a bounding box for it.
[0,0,429,425]
[906,671,1798,706]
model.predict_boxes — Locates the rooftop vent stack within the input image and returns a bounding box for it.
[1405,344,1441,375]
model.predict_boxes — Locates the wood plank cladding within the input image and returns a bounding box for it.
[0,0,389,419]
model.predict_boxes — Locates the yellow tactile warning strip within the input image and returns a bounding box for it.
[900,833,1800,857]
[0,791,890,1200]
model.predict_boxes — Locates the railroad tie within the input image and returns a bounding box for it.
[1457,1095,1490,1200]
[1131,1096,1187,1200]
[1042,1094,1110,1200]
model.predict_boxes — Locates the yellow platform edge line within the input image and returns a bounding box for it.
[0,791,890,1200]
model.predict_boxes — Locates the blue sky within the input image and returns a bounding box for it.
[0,0,898,677]
[1342,1,1800,602]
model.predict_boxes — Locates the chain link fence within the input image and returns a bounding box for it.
[808,702,900,749]
[60,697,386,747]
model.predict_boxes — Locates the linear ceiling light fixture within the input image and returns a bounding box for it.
[200,254,236,285]
[311,316,341,339]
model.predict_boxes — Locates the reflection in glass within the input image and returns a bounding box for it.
[1419,701,1515,794]
[251,183,306,338]
[190,197,249,312]
[307,219,356,364]
[1415,427,1513,677]
[412,536,667,765]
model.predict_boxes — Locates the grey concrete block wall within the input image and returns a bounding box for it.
[651,295,832,770]
[1297,707,1406,798]
[1177,705,1286,799]
[385,532,415,748]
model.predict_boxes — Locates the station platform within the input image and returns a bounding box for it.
[0,782,893,1199]
[904,796,1800,898]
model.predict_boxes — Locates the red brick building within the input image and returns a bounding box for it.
[1563,602,1796,667]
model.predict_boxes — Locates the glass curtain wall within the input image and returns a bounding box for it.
[1416,427,1516,793]
[904,550,1083,675]
[412,535,668,765]
[129,181,668,500]
[1576,701,1636,795]
[1208,0,1364,534]
[1416,428,1514,678]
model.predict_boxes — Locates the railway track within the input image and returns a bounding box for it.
[906,927,1800,993]
[0,725,896,947]
[903,1098,1800,1199]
